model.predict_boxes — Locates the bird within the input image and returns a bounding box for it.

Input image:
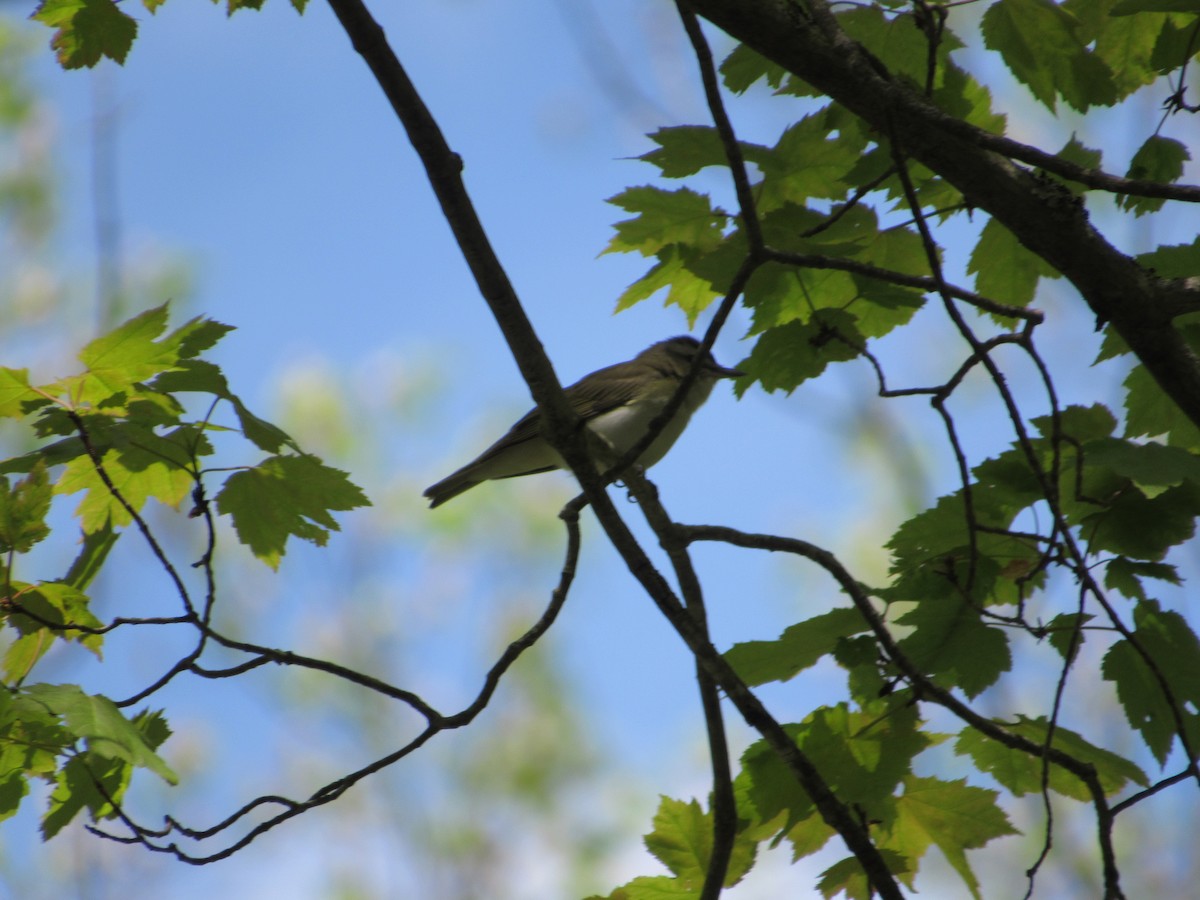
[424,335,743,508]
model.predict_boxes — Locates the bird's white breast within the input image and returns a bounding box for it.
[586,377,714,468]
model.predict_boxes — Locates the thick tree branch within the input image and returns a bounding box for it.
[685,0,1200,432]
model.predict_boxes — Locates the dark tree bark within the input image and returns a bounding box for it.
[687,0,1200,428]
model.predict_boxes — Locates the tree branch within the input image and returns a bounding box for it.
[682,524,1127,900]
[686,0,1200,434]
[626,473,735,898]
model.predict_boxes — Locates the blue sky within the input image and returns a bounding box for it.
[4,1,1199,897]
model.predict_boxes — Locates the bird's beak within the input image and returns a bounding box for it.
[709,362,745,379]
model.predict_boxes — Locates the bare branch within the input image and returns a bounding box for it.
[626,470,734,899]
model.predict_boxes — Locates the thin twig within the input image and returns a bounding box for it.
[626,471,734,899]
[90,495,585,860]
[67,410,197,620]
[762,247,1043,322]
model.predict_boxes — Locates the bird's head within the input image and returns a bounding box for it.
[644,336,744,381]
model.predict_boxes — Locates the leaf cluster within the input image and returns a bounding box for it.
[597,1,1200,897]
[0,303,368,837]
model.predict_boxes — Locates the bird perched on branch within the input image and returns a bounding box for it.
[424,335,743,508]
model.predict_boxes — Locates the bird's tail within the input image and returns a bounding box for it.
[423,468,480,508]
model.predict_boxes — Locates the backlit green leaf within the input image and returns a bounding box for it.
[33,0,137,69]
[725,607,869,686]
[643,795,756,888]
[1080,482,1199,561]
[0,368,41,419]
[639,126,768,179]
[896,596,1012,698]
[1088,5,1167,96]
[216,454,369,569]
[837,6,963,90]
[1084,436,1200,496]
[1104,557,1180,601]
[883,776,1017,898]
[1136,236,1200,279]
[968,218,1058,308]
[22,684,176,783]
[42,752,126,839]
[0,464,51,554]
[981,0,1118,111]
[955,718,1146,801]
[1102,600,1200,764]
[817,851,912,900]
[738,312,862,395]
[756,113,866,211]
[1121,136,1190,215]
[55,426,201,532]
[605,186,726,257]
[720,43,788,93]
[64,523,120,592]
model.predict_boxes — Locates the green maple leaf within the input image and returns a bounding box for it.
[64,304,234,406]
[1104,557,1180,602]
[605,186,726,257]
[934,62,1007,134]
[744,262,859,335]
[0,691,69,771]
[955,718,1147,801]
[720,43,788,93]
[23,684,176,784]
[590,875,698,899]
[1080,482,1200,561]
[817,851,912,900]
[1084,436,1200,496]
[4,582,104,681]
[1122,360,1200,452]
[0,464,51,554]
[883,776,1017,899]
[1086,8,1170,97]
[725,607,869,686]
[150,359,295,453]
[738,312,862,396]
[838,6,963,90]
[642,796,756,888]
[615,246,723,325]
[968,218,1058,308]
[1102,600,1200,764]
[216,454,370,569]
[55,426,202,532]
[64,523,120,592]
[0,368,45,419]
[1137,236,1200,279]
[896,596,1012,698]
[33,0,137,69]
[981,0,1118,111]
[42,752,126,839]
[755,112,866,211]
[1121,136,1191,215]
[741,703,932,853]
[638,126,769,180]
[1043,136,1103,198]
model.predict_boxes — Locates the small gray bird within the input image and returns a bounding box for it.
[424,335,743,508]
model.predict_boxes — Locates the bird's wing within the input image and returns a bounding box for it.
[474,372,645,462]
